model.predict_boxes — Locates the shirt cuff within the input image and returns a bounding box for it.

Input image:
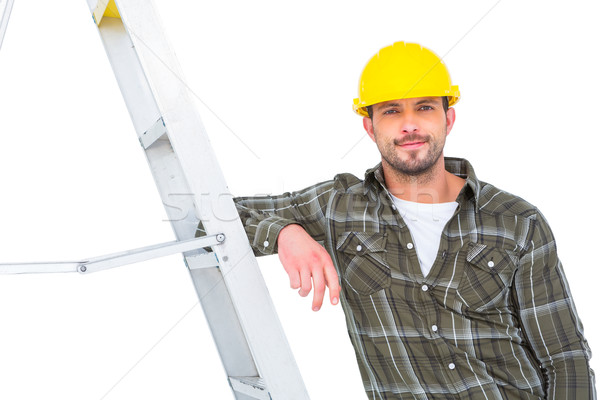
[246,215,300,256]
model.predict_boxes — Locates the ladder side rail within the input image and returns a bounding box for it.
[92,1,310,397]
[90,15,260,383]
[148,137,260,380]
[0,0,15,50]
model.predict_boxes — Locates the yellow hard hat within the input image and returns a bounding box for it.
[353,41,460,117]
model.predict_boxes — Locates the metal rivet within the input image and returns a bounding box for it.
[80,266,87,273]
[407,243,414,250]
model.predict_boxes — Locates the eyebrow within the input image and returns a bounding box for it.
[414,98,439,105]
[377,98,439,111]
[381,103,400,109]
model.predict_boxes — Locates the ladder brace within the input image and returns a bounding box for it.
[0,234,224,275]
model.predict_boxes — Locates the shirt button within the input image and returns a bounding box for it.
[421,284,429,292]
[448,363,456,370]
[407,243,414,250]
[431,325,438,332]
[391,204,397,210]
[356,245,363,252]
[263,241,269,247]
[442,250,447,258]
[488,261,495,268]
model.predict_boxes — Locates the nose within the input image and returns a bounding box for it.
[400,110,419,134]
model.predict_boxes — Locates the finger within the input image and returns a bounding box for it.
[323,258,340,305]
[287,268,301,290]
[298,268,312,297]
[311,268,326,312]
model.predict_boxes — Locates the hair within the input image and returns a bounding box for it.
[366,96,449,119]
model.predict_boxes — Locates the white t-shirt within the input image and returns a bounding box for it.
[391,196,458,278]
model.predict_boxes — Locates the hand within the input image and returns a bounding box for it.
[277,224,340,311]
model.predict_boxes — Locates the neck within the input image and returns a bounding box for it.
[382,157,465,204]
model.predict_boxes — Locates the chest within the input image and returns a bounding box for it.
[326,191,529,313]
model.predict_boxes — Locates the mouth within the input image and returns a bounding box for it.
[399,141,426,149]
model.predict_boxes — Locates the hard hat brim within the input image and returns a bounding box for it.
[353,88,460,117]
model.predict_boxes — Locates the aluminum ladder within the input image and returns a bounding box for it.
[0,0,310,398]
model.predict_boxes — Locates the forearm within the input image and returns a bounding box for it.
[196,179,334,256]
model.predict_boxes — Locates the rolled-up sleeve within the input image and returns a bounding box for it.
[514,209,596,399]
[197,179,335,257]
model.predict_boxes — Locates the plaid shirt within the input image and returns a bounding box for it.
[229,157,596,399]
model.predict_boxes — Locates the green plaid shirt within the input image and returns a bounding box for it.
[229,157,596,399]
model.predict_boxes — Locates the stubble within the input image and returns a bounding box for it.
[376,130,446,185]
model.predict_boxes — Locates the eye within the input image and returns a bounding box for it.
[383,109,398,115]
[418,105,434,111]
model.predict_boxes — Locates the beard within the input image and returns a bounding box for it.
[375,130,446,180]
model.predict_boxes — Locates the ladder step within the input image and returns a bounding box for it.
[185,251,220,270]
[229,376,270,400]
[140,117,167,149]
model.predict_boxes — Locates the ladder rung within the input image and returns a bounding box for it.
[140,117,167,149]
[229,376,270,400]
[185,251,220,270]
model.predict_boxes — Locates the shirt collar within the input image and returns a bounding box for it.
[363,157,482,210]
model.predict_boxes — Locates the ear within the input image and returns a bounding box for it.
[363,117,376,142]
[445,107,456,137]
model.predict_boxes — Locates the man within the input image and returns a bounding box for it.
[203,42,596,399]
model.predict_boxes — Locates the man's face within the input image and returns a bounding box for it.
[364,97,455,177]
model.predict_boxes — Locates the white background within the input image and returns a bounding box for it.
[0,1,598,399]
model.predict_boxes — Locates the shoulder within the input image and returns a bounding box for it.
[476,181,556,251]
[478,180,540,220]
[331,172,365,193]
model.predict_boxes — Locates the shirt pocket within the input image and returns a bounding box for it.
[457,242,517,310]
[336,231,391,296]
